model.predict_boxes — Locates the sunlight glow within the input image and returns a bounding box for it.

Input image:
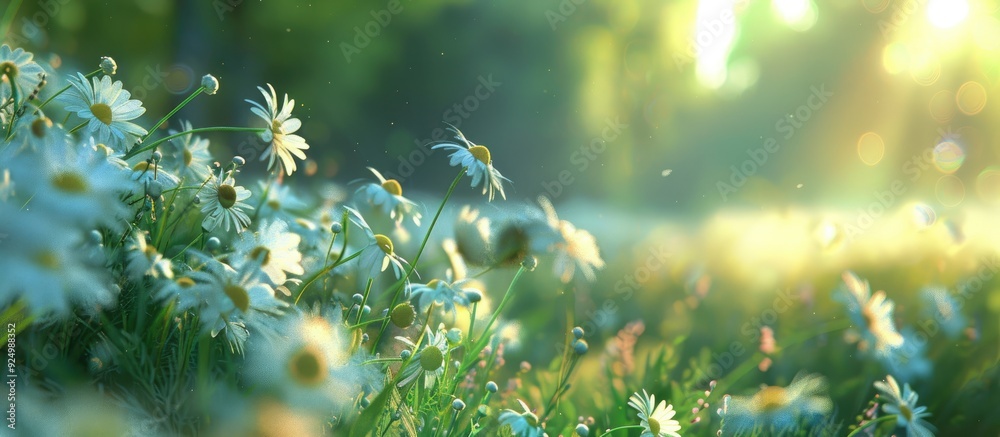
[927,0,970,29]
[772,0,818,32]
[694,0,740,89]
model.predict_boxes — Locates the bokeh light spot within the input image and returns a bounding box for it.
[927,0,970,29]
[935,175,966,207]
[932,141,966,174]
[910,51,941,86]
[975,166,1000,204]
[912,203,937,229]
[856,132,885,166]
[955,81,987,115]
[882,42,909,75]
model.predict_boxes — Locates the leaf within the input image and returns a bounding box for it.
[349,372,395,437]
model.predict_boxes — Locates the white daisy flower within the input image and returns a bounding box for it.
[128,157,180,193]
[244,309,377,415]
[156,274,209,310]
[186,256,287,353]
[5,113,73,156]
[839,271,904,358]
[125,232,173,281]
[874,375,936,437]
[407,278,478,314]
[246,83,309,176]
[396,326,449,388]
[0,44,45,98]
[256,179,309,222]
[628,390,682,437]
[163,120,213,183]
[354,167,422,226]
[199,167,254,233]
[231,218,304,293]
[431,125,510,201]
[722,373,833,433]
[921,286,966,339]
[497,399,546,437]
[0,203,117,316]
[346,206,410,280]
[59,73,147,150]
[538,196,605,283]
[8,137,135,230]
[880,327,933,383]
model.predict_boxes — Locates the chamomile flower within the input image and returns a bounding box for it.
[347,207,410,280]
[231,218,304,293]
[874,375,936,437]
[537,196,605,283]
[498,399,546,437]
[354,167,422,226]
[839,271,904,358]
[627,390,682,437]
[407,278,479,314]
[199,167,254,233]
[246,83,309,176]
[186,256,287,353]
[8,137,134,230]
[0,204,117,316]
[244,309,377,414]
[396,326,450,388]
[880,327,933,383]
[432,125,510,201]
[162,120,213,183]
[125,232,173,281]
[722,373,833,433]
[59,73,147,150]
[0,45,46,97]
[129,157,180,192]
[5,113,72,156]
[256,180,309,222]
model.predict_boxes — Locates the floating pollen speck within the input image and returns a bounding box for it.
[796,183,804,188]
[661,169,672,177]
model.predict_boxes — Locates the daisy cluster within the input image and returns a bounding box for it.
[0,43,628,436]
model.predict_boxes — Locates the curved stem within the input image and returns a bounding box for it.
[293,249,363,305]
[124,126,265,160]
[599,425,644,436]
[141,86,205,143]
[371,170,465,351]
[846,415,896,437]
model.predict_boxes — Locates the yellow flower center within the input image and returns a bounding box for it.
[752,386,789,412]
[899,403,913,421]
[89,103,114,125]
[375,234,394,255]
[0,61,17,78]
[176,277,195,288]
[648,418,661,435]
[217,184,238,209]
[419,346,443,371]
[381,179,403,196]
[249,246,271,266]
[33,251,60,270]
[31,117,52,138]
[288,345,327,387]
[468,145,491,165]
[223,284,250,313]
[182,148,193,166]
[427,279,442,288]
[132,161,155,173]
[51,172,89,193]
[267,199,281,210]
[271,119,284,135]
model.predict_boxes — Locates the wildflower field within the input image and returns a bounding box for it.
[1,1,999,436]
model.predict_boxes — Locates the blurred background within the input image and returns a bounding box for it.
[14,0,998,215]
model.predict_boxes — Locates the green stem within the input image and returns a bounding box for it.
[293,250,363,305]
[599,425,644,436]
[371,170,465,351]
[141,86,205,143]
[124,126,265,160]
[34,68,102,114]
[0,0,24,40]
[846,415,897,437]
[67,121,88,134]
[474,267,526,350]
